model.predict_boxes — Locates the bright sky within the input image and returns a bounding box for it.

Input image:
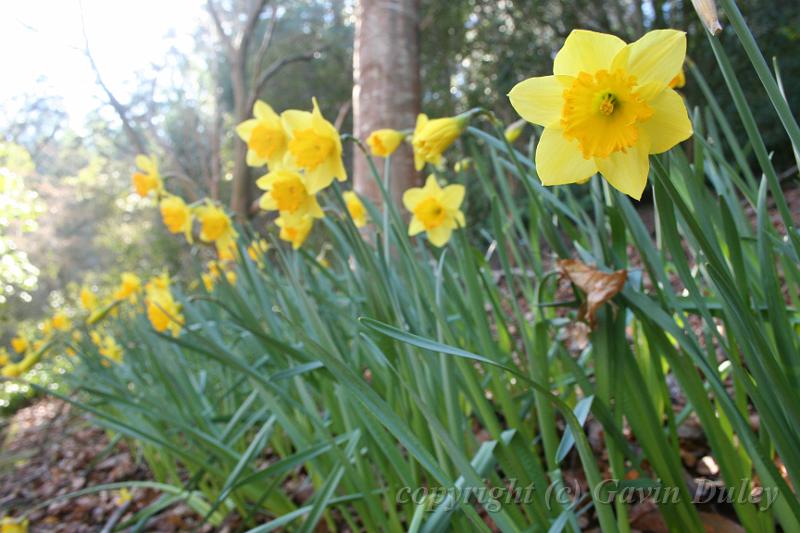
[0,0,204,130]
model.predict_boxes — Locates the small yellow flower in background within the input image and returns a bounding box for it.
[80,286,98,312]
[1,515,28,533]
[51,312,71,332]
[41,320,52,336]
[669,68,686,89]
[225,270,237,285]
[366,129,406,157]
[160,195,194,243]
[504,119,526,143]
[131,155,163,198]
[256,169,324,220]
[343,191,368,228]
[11,336,27,354]
[316,245,331,268]
[0,348,9,366]
[145,274,184,336]
[201,272,215,292]
[247,239,270,266]
[508,29,692,200]
[116,488,133,506]
[412,113,469,170]
[275,214,314,249]
[454,158,472,173]
[1,363,20,378]
[402,175,466,247]
[236,100,287,169]
[114,273,142,303]
[90,330,102,346]
[98,334,123,363]
[282,98,346,193]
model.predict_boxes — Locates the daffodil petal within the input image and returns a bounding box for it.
[640,88,693,154]
[403,188,425,211]
[408,217,425,236]
[259,193,277,210]
[422,175,441,195]
[621,29,686,87]
[508,75,566,127]
[595,144,650,200]
[235,119,257,141]
[427,225,452,247]
[246,149,267,167]
[281,110,312,135]
[440,184,465,210]
[135,154,153,172]
[253,100,276,120]
[553,30,626,77]
[305,167,334,195]
[535,127,598,185]
[255,173,274,190]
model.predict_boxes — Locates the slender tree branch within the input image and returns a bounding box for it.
[79,0,147,155]
[250,50,324,107]
[206,0,235,60]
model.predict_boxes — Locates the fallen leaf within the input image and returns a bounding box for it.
[557,259,628,327]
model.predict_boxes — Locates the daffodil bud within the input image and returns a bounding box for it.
[504,119,526,143]
[691,0,722,36]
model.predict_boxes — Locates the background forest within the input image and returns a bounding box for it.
[1,0,797,348]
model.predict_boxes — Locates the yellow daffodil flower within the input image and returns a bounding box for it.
[1,516,28,533]
[80,286,98,311]
[343,191,368,228]
[195,202,236,244]
[275,214,314,249]
[116,488,133,506]
[160,195,194,243]
[402,175,466,247]
[412,113,469,170]
[236,100,287,169]
[51,311,71,331]
[508,29,692,200]
[0,349,9,366]
[11,336,27,354]
[282,98,346,193]
[145,274,183,337]
[247,239,270,267]
[256,169,324,220]
[98,334,123,363]
[366,129,406,157]
[131,154,163,198]
[1,363,20,378]
[454,158,472,173]
[114,273,142,303]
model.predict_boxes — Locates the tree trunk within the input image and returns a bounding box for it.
[353,0,421,209]
[230,57,251,218]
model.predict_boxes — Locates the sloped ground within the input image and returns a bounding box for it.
[0,399,219,532]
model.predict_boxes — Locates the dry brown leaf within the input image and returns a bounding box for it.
[558,259,628,327]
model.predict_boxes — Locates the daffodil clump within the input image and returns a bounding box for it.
[235,98,349,248]
[509,29,692,199]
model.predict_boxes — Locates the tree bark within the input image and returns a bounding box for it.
[353,0,421,209]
